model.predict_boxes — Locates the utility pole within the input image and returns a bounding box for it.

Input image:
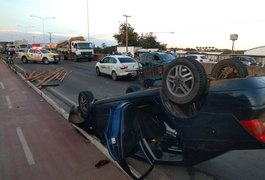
[87,0,89,41]
[30,15,55,46]
[123,14,131,53]
[48,32,52,43]
[32,36,35,44]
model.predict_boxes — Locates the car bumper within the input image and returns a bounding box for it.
[118,71,137,77]
[49,56,60,62]
[77,54,94,59]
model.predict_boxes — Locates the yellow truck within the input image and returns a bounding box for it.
[20,48,60,64]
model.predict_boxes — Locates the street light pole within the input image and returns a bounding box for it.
[123,14,131,53]
[48,32,52,43]
[87,0,89,41]
[17,25,34,41]
[149,32,174,36]
[30,15,55,45]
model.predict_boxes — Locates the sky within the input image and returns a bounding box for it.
[1,0,265,50]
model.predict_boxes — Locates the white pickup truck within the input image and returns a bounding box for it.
[20,48,60,64]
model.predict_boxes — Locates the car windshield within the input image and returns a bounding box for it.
[246,57,256,63]
[20,44,28,48]
[77,43,94,49]
[118,57,135,63]
[40,49,51,53]
[159,53,175,62]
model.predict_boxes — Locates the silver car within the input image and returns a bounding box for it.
[95,55,140,81]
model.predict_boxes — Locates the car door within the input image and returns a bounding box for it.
[153,54,162,64]
[99,57,110,74]
[28,49,35,60]
[34,50,42,62]
[106,57,117,75]
[104,102,154,180]
[146,54,154,65]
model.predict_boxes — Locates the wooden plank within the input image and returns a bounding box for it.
[36,69,62,87]
[39,69,65,88]
[27,71,50,81]
[60,70,72,82]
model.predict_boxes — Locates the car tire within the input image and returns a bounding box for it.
[78,91,94,119]
[74,55,78,62]
[42,58,49,64]
[125,85,141,94]
[161,58,208,104]
[112,71,118,81]
[96,67,101,76]
[21,57,28,64]
[211,58,248,80]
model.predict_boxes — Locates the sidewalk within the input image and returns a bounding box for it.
[0,60,128,180]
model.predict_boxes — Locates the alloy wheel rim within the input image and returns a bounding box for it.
[80,95,88,114]
[166,64,194,97]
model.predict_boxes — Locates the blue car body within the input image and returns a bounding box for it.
[73,76,265,179]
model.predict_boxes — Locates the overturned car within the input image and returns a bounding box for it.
[69,58,265,179]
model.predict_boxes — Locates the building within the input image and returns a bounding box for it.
[244,46,265,65]
[244,46,265,56]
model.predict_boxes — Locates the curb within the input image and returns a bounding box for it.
[1,58,138,179]
[1,59,69,120]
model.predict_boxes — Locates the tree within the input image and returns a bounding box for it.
[138,33,167,50]
[101,43,107,49]
[95,45,117,54]
[113,23,168,50]
[113,23,139,46]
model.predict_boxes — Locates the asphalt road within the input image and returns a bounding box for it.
[10,57,265,180]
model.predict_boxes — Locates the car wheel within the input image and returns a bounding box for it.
[211,58,248,80]
[112,71,118,81]
[74,55,78,62]
[161,58,208,104]
[21,57,28,64]
[125,85,141,94]
[78,91,94,119]
[96,67,101,76]
[42,58,49,64]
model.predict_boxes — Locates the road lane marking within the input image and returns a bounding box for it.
[16,127,35,165]
[5,96,12,109]
[0,82,4,89]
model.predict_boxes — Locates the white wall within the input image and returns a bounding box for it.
[245,46,265,56]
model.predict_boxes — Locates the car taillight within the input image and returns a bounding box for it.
[120,66,128,70]
[240,119,265,142]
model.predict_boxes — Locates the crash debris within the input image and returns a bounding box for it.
[24,68,72,89]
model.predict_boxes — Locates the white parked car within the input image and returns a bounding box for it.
[95,55,140,81]
[186,54,209,63]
